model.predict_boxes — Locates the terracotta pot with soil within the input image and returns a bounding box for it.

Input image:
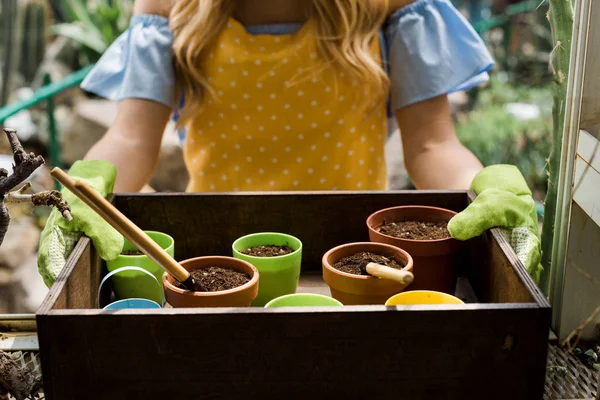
[322,242,413,305]
[163,256,259,308]
[367,206,461,294]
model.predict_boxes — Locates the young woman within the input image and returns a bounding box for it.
[82,0,492,192]
[38,0,542,286]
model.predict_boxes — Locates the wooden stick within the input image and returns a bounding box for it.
[365,263,414,285]
[50,168,199,289]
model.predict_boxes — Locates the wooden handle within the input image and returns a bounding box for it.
[366,263,414,285]
[51,168,190,283]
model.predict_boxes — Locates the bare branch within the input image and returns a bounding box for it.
[0,204,9,251]
[17,183,30,194]
[0,129,71,248]
[4,190,72,222]
[32,191,72,221]
[0,129,44,195]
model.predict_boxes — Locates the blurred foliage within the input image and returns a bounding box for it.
[455,0,554,200]
[456,76,553,198]
[485,2,553,87]
[51,0,133,65]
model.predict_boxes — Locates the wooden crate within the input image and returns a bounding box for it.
[36,191,550,400]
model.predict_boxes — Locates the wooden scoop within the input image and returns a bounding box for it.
[359,261,414,285]
[50,167,207,292]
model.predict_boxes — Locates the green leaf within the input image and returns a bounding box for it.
[51,23,108,54]
[64,0,105,40]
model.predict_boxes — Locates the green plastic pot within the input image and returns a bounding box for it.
[106,231,174,305]
[264,294,343,308]
[232,232,302,306]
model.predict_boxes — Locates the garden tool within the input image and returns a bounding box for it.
[50,167,208,292]
[359,261,414,285]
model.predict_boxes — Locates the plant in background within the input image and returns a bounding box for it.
[539,0,573,292]
[19,0,51,82]
[455,76,553,200]
[1,0,51,105]
[51,0,133,65]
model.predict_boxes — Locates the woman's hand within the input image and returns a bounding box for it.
[395,94,483,190]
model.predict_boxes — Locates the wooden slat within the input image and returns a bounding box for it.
[462,192,548,305]
[37,306,549,400]
[577,130,600,171]
[559,203,600,340]
[573,156,600,227]
[37,238,101,314]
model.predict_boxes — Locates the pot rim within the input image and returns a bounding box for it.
[322,242,414,280]
[162,256,259,297]
[366,205,458,244]
[264,293,344,308]
[117,230,175,259]
[232,232,303,260]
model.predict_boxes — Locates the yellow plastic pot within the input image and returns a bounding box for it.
[385,290,464,306]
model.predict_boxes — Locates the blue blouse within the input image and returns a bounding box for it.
[81,0,494,113]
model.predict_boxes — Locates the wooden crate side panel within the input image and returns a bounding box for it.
[38,307,549,400]
[112,192,468,271]
[487,230,541,303]
[463,199,545,305]
[37,238,101,314]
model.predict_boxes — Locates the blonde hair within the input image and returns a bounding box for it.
[170,0,390,126]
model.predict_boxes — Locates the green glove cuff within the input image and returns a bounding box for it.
[470,165,532,197]
[65,159,117,196]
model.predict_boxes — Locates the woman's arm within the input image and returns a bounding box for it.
[84,99,172,192]
[395,94,483,190]
[133,0,175,16]
[82,0,176,192]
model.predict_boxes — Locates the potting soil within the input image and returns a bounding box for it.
[379,221,450,240]
[241,245,293,257]
[121,250,144,256]
[332,252,404,275]
[173,267,251,292]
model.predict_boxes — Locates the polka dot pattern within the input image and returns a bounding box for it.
[183,17,388,192]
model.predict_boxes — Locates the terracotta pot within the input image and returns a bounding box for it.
[367,206,461,294]
[322,242,414,305]
[163,257,259,308]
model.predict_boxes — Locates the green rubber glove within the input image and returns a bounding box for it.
[38,160,124,287]
[447,165,543,283]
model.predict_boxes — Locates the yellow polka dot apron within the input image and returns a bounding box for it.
[183,18,389,192]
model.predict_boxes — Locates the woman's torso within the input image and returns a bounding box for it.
[182,19,390,192]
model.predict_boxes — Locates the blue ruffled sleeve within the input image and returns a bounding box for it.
[384,0,494,109]
[81,14,176,108]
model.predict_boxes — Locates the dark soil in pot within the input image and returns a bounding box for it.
[367,206,462,294]
[379,221,451,241]
[241,245,294,257]
[173,267,251,292]
[332,252,404,275]
[121,250,144,256]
